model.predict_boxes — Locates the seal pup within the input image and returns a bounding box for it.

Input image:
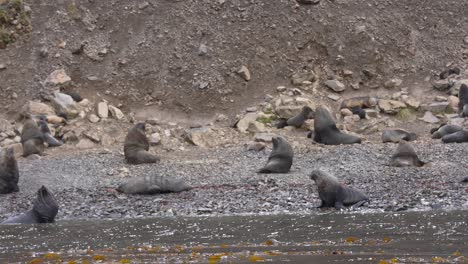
[258,136,293,173]
[382,128,417,143]
[38,120,63,147]
[458,84,468,117]
[124,123,159,164]
[350,107,366,119]
[313,106,361,145]
[276,106,313,129]
[441,130,468,143]
[1,186,59,224]
[390,141,425,167]
[309,169,369,210]
[21,116,45,157]
[0,147,19,194]
[117,175,191,194]
[431,124,463,139]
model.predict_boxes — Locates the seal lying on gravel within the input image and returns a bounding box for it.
[431,124,463,139]
[382,128,417,143]
[309,170,369,210]
[458,84,468,117]
[0,147,19,194]
[313,106,361,145]
[21,116,45,157]
[124,123,159,164]
[1,186,59,224]
[276,106,313,129]
[38,120,63,147]
[258,136,293,173]
[441,130,468,143]
[390,141,425,167]
[350,107,366,119]
[117,175,191,194]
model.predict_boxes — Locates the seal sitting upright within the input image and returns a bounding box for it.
[258,136,293,173]
[389,141,425,167]
[313,106,361,145]
[309,169,369,210]
[0,147,19,194]
[124,123,159,164]
[21,116,45,157]
[1,186,59,224]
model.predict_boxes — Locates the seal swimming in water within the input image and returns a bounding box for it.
[309,169,369,210]
[117,175,191,194]
[390,141,425,167]
[124,122,159,164]
[21,116,45,157]
[1,186,59,224]
[275,106,314,129]
[0,147,19,194]
[313,106,361,145]
[382,128,417,143]
[258,136,293,173]
[458,84,468,117]
[431,124,463,139]
[38,120,63,147]
[441,130,468,143]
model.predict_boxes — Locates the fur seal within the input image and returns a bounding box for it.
[1,186,59,224]
[117,175,191,194]
[313,106,361,145]
[276,106,313,129]
[439,67,460,80]
[309,169,369,210]
[462,177,468,183]
[390,141,425,167]
[21,117,45,157]
[350,107,366,119]
[431,124,463,139]
[258,136,293,173]
[62,91,83,102]
[0,147,19,194]
[382,128,417,143]
[430,123,447,135]
[124,123,159,164]
[38,120,63,147]
[458,84,468,117]
[441,130,468,143]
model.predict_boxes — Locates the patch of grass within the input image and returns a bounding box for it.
[263,106,274,115]
[256,115,277,124]
[396,108,415,121]
[0,6,9,24]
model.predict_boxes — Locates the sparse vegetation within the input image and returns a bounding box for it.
[0,0,30,49]
[396,108,415,121]
[256,115,277,124]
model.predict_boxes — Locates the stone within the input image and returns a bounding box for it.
[9,143,23,158]
[384,78,402,89]
[63,131,79,143]
[198,44,208,56]
[343,70,353,77]
[464,36,468,44]
[184,127,218,148]
[83,131,101,143]
[51,92,76,114]
[450,79,468,96]
[340,108,353,117]
[0,119,12,133]
[236,113,258,133]
[237,65,251,81]
[76,138,96,149]
[276,86,287,92]
[100,134,115,146]
[296,0,320,4]
[420,102,449,113]
[275,105,304,119]
[404,98,420,109]
[97,102,109,118]
[328,94,341,101]
[324,80,346,92]
[378,100,406,114]
[448,96,459,112]
[45,69,71,86]
[247,142,266,152]
[215,114,228,122]
[247,121,265,133]
[433,79,451,91]
[391,92,402,100]
[420,111,440,124]
[0,64,6,70]
[435,96,447,102]
[109,105,125,120]
[254,133,275,143]
[149,133,161,146]
[291,71,316,85]
[22,101,55,116]
[88,114,100,123]
[364,109,379,118]
[246,107,257,112]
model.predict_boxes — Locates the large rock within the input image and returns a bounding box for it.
[44,69,71,86]
[324,80,346,92]
[236,113,258,133]
[450,79,468,96]
[108,105,125,120]
[420,111,440,124]
[149,133,161,146]
[51,92,78,117]
[247,121,265,133]
[76,138,96,149]
[448,96,459,112]
[378,100,406,114]
[22,101,56,116]
[433,79,451,91]
[97,102,109,118]
[404,98,421,109]
[184,127,219,148]
[384,78,402,89]
[291,71,316,85]
[274,96,315,119]
[420,102,449,113]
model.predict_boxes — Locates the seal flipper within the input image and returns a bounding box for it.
[334,201,345,210]
[44,133,63,147]
[275,119,288,129]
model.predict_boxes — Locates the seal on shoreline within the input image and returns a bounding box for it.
[38,120,63,147]
[309,169,369,210]
[276,106,313,128]
[458,84,468,117]
[431,124,463,139]
[21,116,45,157]
[313,106,361,145]
[124,123,159,164]
[0,147,19,194]
[258,136,293,173]
[382,128,417,143]
[1,186,59,224]
[117,175,191,194]
[441,130,468,143]
[390,141,425,167]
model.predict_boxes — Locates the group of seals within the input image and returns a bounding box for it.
[124,123,160,164]
[0,147,19,194]
[429,123,468,143]
[275,106,313,129]
[1,186,58,224]
[312,106,361,145]
[258,136,293,173]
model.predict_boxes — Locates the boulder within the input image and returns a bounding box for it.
[247,121,266,133]
[44,69,71,86]
[324,80,346,92]
[22,101,55,116]
[420,102,449,113]
[378,100,406,114]
[97,102,109,118]
[420,111,440,124]
[236,113,258,133]
[109,105,125,120]
[184,127,219,148]
[76,138,96,149]
[291,71,316,85]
